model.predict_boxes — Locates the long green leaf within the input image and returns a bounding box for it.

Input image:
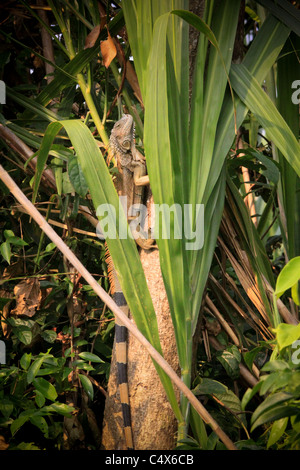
[144,10,190,367]
[210,14,290,197]
[175,4,240,203]
[175,3,240,329]
[230,63,300,177]
[256,0,300,35]
[277,33,300,259]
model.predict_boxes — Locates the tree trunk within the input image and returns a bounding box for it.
[101,247,180,450]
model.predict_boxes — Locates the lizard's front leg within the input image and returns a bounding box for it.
[134,175,149,187]
[129,164,156,250]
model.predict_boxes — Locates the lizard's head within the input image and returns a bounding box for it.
[109,114,135,157]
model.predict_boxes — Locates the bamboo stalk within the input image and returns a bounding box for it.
[0,164,237,451]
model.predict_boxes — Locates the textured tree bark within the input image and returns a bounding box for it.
[101,247,180,450]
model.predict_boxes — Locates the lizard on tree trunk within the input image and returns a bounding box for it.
[105,114,154,450]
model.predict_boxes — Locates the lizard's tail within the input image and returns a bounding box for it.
[105,244,134,450]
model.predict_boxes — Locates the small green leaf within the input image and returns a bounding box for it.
[193,378,228,396]
[43,402,74,416]
[5,236,28,246]
[267,417,288,448]
[1,241,11,264]
[15,327,32,345]
[4,229,15,239]
[11,411,32,436]
[275,257,300,298]
[272,323,300,350]
[20,353,32,370]
[206,432,219,450]
[33,377,58,401]
[73,360,95,371]
[0,398,14,419]
[243,346,264,372]
[45,242,57,252]
[15,442,41,450]
[261,360,290,372]
[251,392,293,426]
[79,374,94,400]
[291,415,300,432]
[216,345,241,380]
[41,330,57,343]
[241,382,263,411]
[68,155,89,197]
[30,414,49,438]
[35,390,46,408]
[259,372,282,396]
[214,389,246,426]
[27,355,47,384]
[251,404,298,432]
[78,351,104,363]
[62,171,75,194]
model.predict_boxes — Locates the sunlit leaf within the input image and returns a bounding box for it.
[79,374,94,401]
[0,241,11,264]
[275,257,300,298]
[78,351,104,363]
[68,155,89,197]
[272,323,300,350]
[267,417,289,448]
[33,377,58,401]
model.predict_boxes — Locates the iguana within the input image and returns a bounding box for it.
[106,114,154,450]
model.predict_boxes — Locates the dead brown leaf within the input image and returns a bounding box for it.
[84,25,101,49]
[100,31,117,68]
[0,435,9,450]
[0,289,14,336]
[11,277,41,317]
[1,259,24,282]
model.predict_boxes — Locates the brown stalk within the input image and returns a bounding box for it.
[209,272,272,341]
[236,129,257,226]
[205,295,240,347]
[37,0,55,85]
[205,294,260,379]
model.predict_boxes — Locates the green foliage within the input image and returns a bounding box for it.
[242,336,300,449]
[0,230,28,264]
[0,351,74,445]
